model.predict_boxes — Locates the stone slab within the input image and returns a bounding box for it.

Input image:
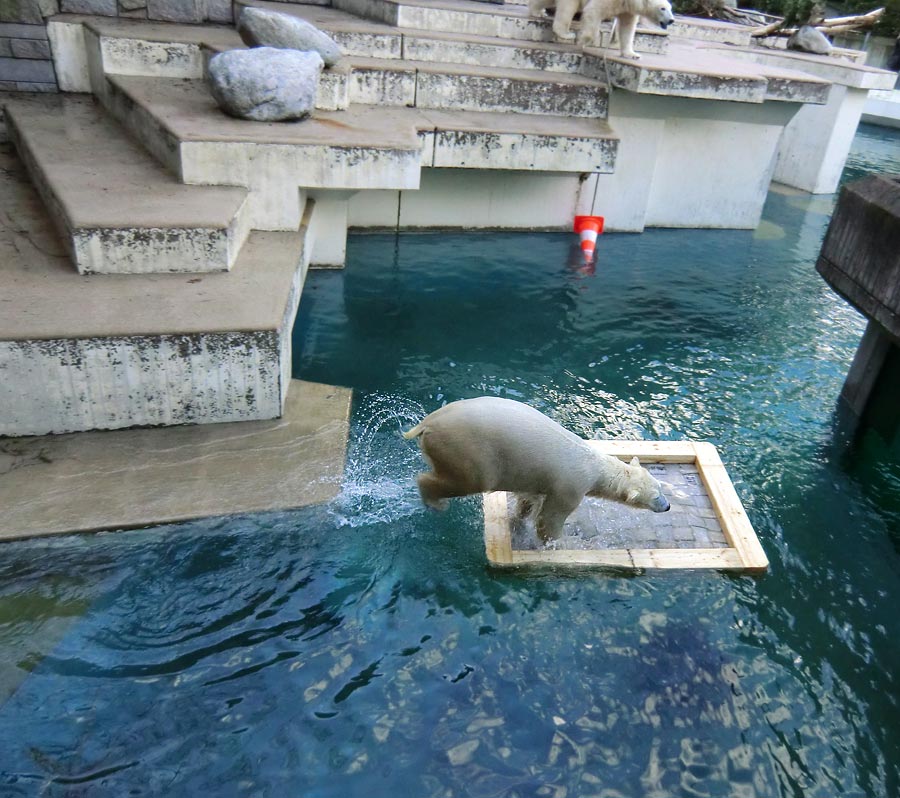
[718,41,897,91]
[0,379,352,541]
[3,94,249,273]
[507,463,728,551]
[582,38,829,104]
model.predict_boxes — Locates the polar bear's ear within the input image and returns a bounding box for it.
[626,488,640,503]
[629,456,640,467]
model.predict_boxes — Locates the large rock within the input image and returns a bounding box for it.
[207,48,323,122]
[237,7,342,67]
[787,25,833,55]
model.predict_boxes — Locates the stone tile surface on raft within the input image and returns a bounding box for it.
[509,462,728,551]
[0,380,352,541]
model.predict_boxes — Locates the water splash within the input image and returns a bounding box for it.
[329,393,427,528]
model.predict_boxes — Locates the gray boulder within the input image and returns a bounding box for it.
[208,48,324,122]
[787,25,833,55]
[237,7,342,67]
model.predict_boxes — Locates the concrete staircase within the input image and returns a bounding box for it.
[2,0,631,436]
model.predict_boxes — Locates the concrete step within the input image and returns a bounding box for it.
[101,75,615,185]
[3,95,250,275]
[67,13,609,117]
[94,73,424,228]
[0,142,312,436]
[345,55,608,116]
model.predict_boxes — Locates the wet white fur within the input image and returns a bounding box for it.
[404,397,669,542]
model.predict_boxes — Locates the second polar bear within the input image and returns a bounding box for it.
[403,397,670,543]
[530,0,675,59]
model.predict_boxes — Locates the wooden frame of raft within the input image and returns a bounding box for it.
[482,440,768,573]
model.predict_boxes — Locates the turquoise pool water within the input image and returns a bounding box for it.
[1,125,899,797]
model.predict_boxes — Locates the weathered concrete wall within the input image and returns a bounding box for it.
[0,331,283,436]
[817,173,900,416]
[348,168,591,230]
[817,174,900,341]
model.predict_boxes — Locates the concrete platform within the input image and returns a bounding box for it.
[105,75,617,182]
[0,380,352,541]
[582,38,831,104]
[0,144,310,435]
[3,94,250,274]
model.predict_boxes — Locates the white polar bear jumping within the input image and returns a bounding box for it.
[529,0,675,60]
[403,397,670,543]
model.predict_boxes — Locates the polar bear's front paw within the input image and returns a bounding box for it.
[621,50,641,60]
[554,27,577,41]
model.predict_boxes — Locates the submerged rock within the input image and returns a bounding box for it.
[237,6,342,67]
[787,25,833,55]
[207,48,323,122]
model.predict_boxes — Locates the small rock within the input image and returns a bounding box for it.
[787,25,833,55]
[238,6,342,67]
[207,48,323,122]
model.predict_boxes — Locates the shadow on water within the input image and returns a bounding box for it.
[0,126,899,797]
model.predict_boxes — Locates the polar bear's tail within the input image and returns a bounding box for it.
[402,422,425,440]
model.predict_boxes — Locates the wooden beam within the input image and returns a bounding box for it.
[482,492,513,565]
[693,443,769,572]
[588,439,699,463]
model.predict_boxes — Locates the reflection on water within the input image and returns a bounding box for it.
[1,126,899,797]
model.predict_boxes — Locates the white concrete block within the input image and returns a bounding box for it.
[307,192,351,267]
[774,84,869,194]
[100,35,204,78]
[47,19,90,92]
[0,331,285,436]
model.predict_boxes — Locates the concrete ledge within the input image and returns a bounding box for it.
[0,380,352,540]
[581,39,829,104]
[3,94,250,274]
[720,42,897,91]
[668,15,751,46]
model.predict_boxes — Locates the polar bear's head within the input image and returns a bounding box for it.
[592,456,671,513]
[648,0,675,29]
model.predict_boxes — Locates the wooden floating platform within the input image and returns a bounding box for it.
[482,440,768,573]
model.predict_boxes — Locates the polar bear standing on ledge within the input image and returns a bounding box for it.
[530,0,675,59]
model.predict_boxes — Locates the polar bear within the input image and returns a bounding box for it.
[529,0,675,60]
[403,397,670,542]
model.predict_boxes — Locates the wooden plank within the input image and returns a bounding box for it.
[629,547,744,570]
[587,439,699,463]
[512,549,636,568]
[510,548,744,570]
[482,491,513,566]
[693,442,769,572]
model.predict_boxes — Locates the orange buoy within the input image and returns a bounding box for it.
[574,215,604,263]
